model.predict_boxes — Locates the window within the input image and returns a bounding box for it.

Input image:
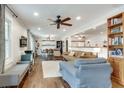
[5,19,11,59]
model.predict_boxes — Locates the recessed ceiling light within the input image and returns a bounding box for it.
[63,29,66,32]
[100,32,103,34]
[33,12,39,16]
[76,16,81,20]
[38,27,41,30]
[74,35,79,38]
[78,37,82,40]
[50,34,55,37]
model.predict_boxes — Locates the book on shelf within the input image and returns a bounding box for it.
[118,36,123,45]
[110,18,122,25]
[110,36,123,45]
[109,48,123,57]
[111,26,122,33]
[113,37,118,45]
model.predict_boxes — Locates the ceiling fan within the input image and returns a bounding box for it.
[48,15,72,29]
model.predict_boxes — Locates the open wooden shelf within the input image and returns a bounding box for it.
[108,45,123,49]
[70,46,100,48]
[42,40,55,41]
[42,45,55,46]
[107,12,124,85]
[71,40,85,42]
[108,12,122,20]
[108,32,123,37]
[108,22,122,28]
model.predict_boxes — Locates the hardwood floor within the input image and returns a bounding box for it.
[22,56,69,88]
[112,79,124,88]
[22,56,124,88]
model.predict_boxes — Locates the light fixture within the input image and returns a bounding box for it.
[100,32,103,34]
[76,16,81,20]
[63,29,66,32]
[78,37,82,40]
[74,35,79,38]
[50,34,55,37]
[33,12,39,16]
[38,27,41,30]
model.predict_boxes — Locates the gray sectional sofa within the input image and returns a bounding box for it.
[63,51,98,61]
[59,58,112,88]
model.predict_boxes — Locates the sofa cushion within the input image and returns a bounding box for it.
[80,52,97,58]
[20,61,31,64]
[69,52,75,56]
[74,58,107,68]
[80,52,85,56]
[76,51,82,57]
[74,51,78,57]
[63,55,76,61]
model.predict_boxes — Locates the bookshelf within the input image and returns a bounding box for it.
[107,12,124,85]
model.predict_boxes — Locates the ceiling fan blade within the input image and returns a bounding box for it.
[61,17,71,22]
[57,23,60,29]
[48,18,55,22]
[61,22,72,26]
[50,23,56,25]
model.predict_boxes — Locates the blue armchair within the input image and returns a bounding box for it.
[20,54,33,64]
[20,54,33,72]
[59,58,112,88]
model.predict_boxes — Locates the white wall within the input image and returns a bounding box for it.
[34,36,56,55]
[86,34,107,47]
[5,8,27,70]
[30,34,35,52]
[65,32,107,58]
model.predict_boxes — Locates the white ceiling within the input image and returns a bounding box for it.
[9,4,124,39]
[71,23,107,40]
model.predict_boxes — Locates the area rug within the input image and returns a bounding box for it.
[42,61,62,78]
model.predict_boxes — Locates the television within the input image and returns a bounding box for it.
[20,36,27,47]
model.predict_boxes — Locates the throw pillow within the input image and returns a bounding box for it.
[80,52,85,57]
[69,52,75,56]
[74,58,107,68]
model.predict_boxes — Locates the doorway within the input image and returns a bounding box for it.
[56,41,63,54]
